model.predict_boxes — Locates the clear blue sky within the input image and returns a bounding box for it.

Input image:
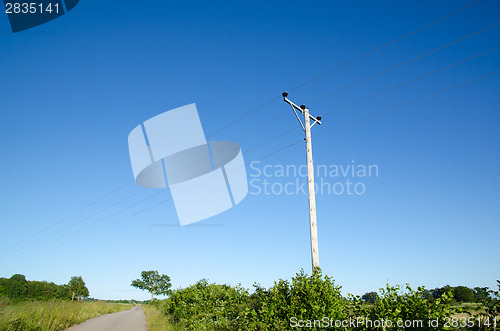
[1,0,499,300]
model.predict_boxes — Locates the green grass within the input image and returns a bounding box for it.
[453,302,484,312]
[0,298,133,331]
[142,304,178,331]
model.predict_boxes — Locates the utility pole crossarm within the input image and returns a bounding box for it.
[282,92,322,126]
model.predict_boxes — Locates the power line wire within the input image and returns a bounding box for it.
[208,0,483,138]
[226,22,499,146]
[2,190,166,262]
[286,0,483,93]
[314,70,500,139]
[4,140,302,265]
[237,45,499,153]
[1,117,307,262]
[8,42,496,260]
[7,43,495,262]
[4,180,133,251]
[3,0,484,256]
[10,68,498,265]
[318,45,500,117]
[308,22,500,104]
[3,188,148,258]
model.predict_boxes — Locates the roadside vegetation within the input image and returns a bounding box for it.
[2,270,498,330]
[0,274,134,331]
[141,269,500,330]
[0,298,132,331]
[142,304,177,331]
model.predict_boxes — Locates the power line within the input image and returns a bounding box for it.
[206,96,282,138]
[286,0,483,93]
[4,140,303,265]
[9,68,498,265]
[4,180,133,251]
[2,111,295,258]
[3,188,148,259]
[314,70,500,139]
[2,190,166,262]
[9,42,496,260]
[318,45,500,117]
[208,0,483,137]
[6,99,285,248]
[1,116,307,262]
[3,0,484,257]
[7,43,495,262]
[226,22,499,147]
[308,22,500,104]
[235,44,499,154]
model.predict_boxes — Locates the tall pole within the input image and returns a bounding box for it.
[282,92,322,272]
[304,107,319,270]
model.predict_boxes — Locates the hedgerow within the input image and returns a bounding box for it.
[154,269,499,330]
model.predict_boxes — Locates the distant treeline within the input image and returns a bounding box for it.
[84,298,146,304]
[360,284,492,304]
[0,274,89,301]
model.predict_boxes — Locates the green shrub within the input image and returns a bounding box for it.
[478,280,500,329]
[155,271,499,330]
[453,286,475,303]
[158,268,348,330]
[350,284,455,330]
[247,268,348,330]
[160,279,250,330]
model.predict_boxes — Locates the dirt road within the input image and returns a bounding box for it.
[67,306,146,331]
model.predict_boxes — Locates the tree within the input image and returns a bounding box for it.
[473,287,490,302]
[131,270,172,301]
[420,288,433,300]
[453,286,475,302]
[430,285,453,299]
[481,280,500,321]
[8,274,28,299]
[68,276,89,301]
[0,278,7,297]
[361,291,380,304]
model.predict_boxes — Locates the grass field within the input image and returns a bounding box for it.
[0,298,133,331]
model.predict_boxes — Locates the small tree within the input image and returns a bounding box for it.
[361,291,380,304]
[131,270,172,301]
[481,280,500,325]
[431,285,453,299]
[8,274,28,299]
[473,287,490,302]
[453,285,475,302]
[68,276,89,301]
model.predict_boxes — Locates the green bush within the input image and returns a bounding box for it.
[361,292,380,304]
[479,280,500,328]
[453,286,475,303]
[160,279,250,330]
[350,284,455,330]
[158,268,348,330]
[155,271,498,330]
[248,268,348,330]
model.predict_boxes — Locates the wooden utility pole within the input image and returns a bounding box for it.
[282,92,322,271]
